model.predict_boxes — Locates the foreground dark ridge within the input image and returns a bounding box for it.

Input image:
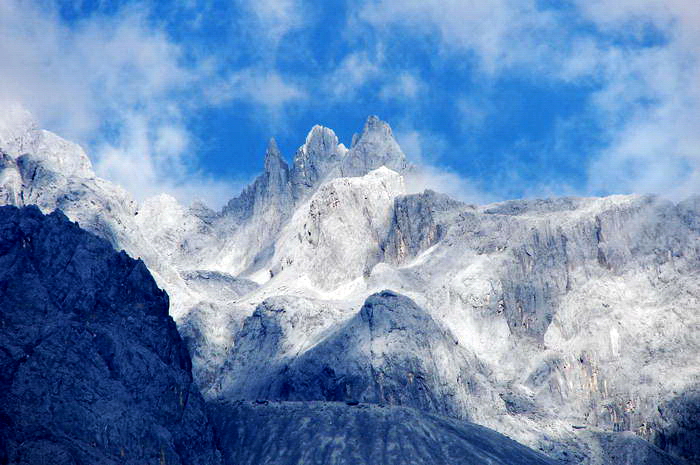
[0,205,221,465]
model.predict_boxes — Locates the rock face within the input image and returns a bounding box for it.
[381,190,463,264]
[340,115,411,178]
[291,125,347,200]
[209,401,558,465]
[0,205,221,465]
[270,167,405,289]
[216,291,500,425]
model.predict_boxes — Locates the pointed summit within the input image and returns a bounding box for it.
[264,137,285,174]
[261,137,290,198]
[341,116,410,178]
[222,137,292,220]
[353,115,393,147]
[291,125,346,199]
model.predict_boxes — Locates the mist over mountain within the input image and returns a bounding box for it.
[1,111,698,464]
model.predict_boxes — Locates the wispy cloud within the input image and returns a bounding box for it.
[379,73,422,101]
[324,51,382,99]
[210,69,307,110]
[357,0,700,200]
[0,1,240,207]
[244,0,307,44]
[395,128,488,204]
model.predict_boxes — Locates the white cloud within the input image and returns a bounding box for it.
[395,128,488,203]
[359,0,558,74]
[359,0,700,200]
[0,0,240,208]
[211,69,306,109]
[241,0,306,46]
[575,1,700,198]
[379,73,422,100]
[325,51,381,98]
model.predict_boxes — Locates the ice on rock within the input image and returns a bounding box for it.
[270,167,405,290]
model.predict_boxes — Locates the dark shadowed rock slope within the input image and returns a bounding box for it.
[0,205,221,465]
[209,401,558,465]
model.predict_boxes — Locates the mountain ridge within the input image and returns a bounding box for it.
[1,109,698,464]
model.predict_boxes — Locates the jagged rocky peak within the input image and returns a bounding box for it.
[263,137,287,174]
[291,124,346,196]
[341,115,410,177]
[262,137,291,197]
[222,137,293,219]
[223,116,408,218]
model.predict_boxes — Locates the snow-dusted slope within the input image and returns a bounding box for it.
[1,109,698,464]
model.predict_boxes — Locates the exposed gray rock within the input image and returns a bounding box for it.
[340,116,411,178]
[645,386,700,463]
[217,291,501,424]
[209,401,558,465]
[222,138,293,222]
[0,205,221,465]
[381,190,464,264]
[291,125,347,201]
[181,270,259,301]
[587,431,687,465]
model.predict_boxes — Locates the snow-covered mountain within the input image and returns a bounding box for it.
[1,108,698,464]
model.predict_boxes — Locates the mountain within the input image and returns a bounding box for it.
[1,109,698,464]
[0,205,221,465]
[0,205,568,465]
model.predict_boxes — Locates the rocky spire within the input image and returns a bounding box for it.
[262,137,291,201]
[291,125,346,200]
[264,138,285,173]
[341,115,410,178]
[224,117,409,218]
[222,138,292,220]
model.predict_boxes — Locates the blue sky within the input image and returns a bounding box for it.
[1,0,699,207]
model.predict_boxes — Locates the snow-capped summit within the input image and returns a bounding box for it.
[0,105,93,179]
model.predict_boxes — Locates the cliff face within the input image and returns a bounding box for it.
[0,205,221,465]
